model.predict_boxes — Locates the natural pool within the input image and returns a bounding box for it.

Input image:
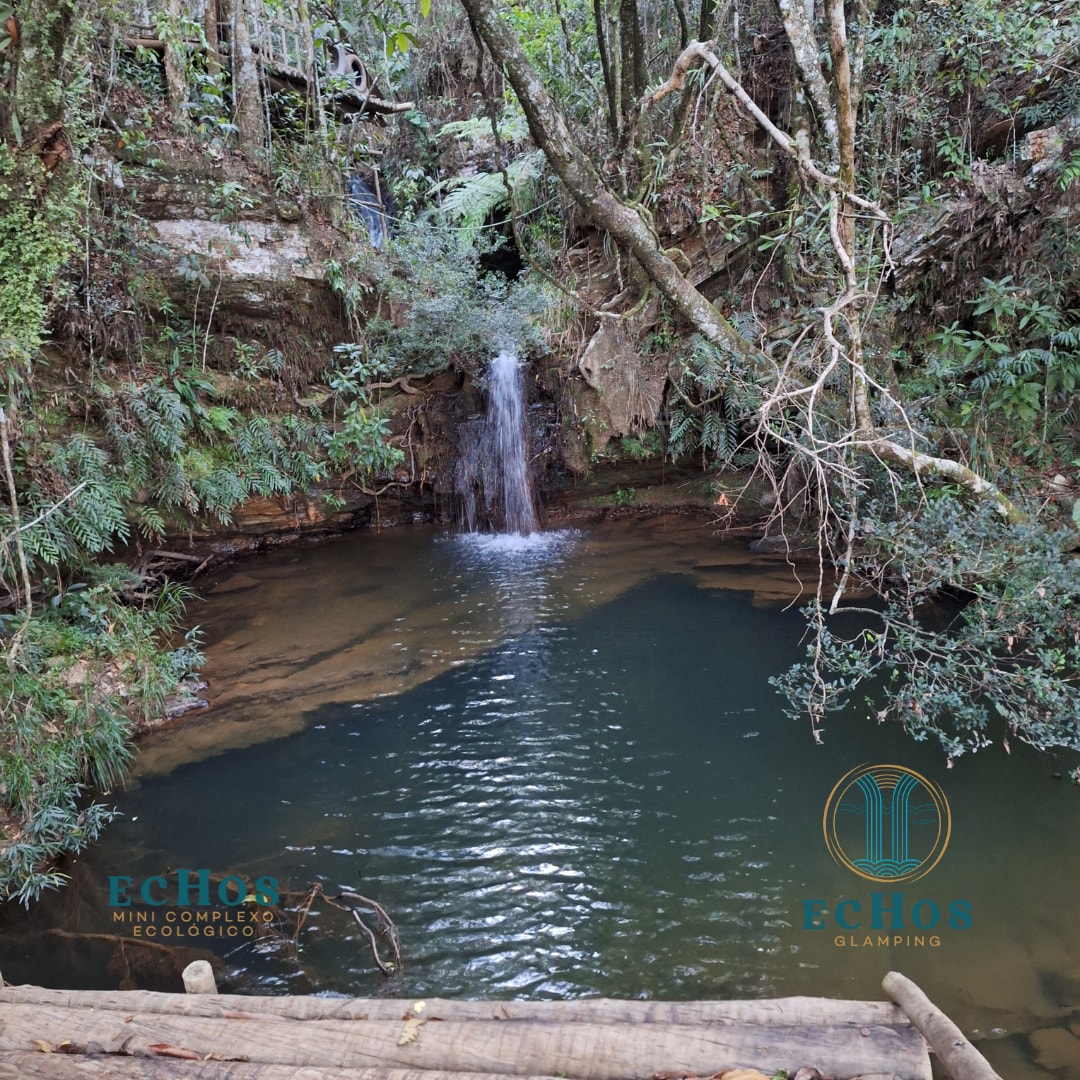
[2,516,1077,1077]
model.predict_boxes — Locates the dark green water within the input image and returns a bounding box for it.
[2,520,1078,1077]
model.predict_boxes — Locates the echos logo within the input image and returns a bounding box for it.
[823,763,951,884]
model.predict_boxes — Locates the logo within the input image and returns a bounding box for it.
[107,869,280,940]
[108,869,278,907]
[823,763,951,884]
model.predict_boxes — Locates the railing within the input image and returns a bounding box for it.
[120,0,413,116]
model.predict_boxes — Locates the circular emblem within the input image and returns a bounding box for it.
[823,764,951,884]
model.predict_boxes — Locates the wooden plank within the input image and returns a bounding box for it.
[0,1057,565,1080]
[0,988,910,1027]
[0,1005,931,1080]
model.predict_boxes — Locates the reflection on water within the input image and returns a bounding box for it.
[134,518,818,776]
[0,517,1077,1080]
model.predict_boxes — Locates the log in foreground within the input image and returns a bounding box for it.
[883,971,1003,1080]
[0,1060,566,1080]
[0,986,908,1027]
[0,1004,930,1080]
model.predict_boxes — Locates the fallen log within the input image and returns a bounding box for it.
[0,1005,930,1080]
[0,1058,564,1080]
[0,987,908,1027]
[882,971,1002,1080]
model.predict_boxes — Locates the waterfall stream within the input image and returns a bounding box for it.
[457,350,538,535]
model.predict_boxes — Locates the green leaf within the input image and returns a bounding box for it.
[1072,501,1080,528]
[420,0,431,16]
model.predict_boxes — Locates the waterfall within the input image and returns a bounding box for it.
[456,350,539,535]
[488,350,538,535]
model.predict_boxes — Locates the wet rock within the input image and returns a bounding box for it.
[748,533,814,555]
[208,573,261,594]
[1029,1026,1080,1071]
[162,678,210,721]
[230,491,372,534]
[576,310,666,454]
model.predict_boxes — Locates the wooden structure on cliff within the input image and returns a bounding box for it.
[122,0,413,123]
[0,985,936,1080]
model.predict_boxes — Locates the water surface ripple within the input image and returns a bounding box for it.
[0,519,1076,1080]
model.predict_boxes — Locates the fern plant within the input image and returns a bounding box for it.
[15,435,131,573]
[434,151,544,246]
[439,103,530,147]
[667,333,761,465]
[0,568,204,904]
[926,276,1080,463]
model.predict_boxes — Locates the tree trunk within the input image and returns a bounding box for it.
[163,0,192,134]
[229,0,266,163]
[883,971,1004,1080]
[458,0,757,367]
[673,0,689,49]
[698,0,716,39]
[618,0,645,138]
[3,0,80,140]
[0,986,911,1027]
[776,0,838,162]
[0,1004,932,1079]
[296,0,327,138]
[593,0,618,139]
[826,0,855,250]
[204,0,222,77]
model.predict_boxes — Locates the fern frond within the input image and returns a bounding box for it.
[439,106,529,147]
[439,153,543,245]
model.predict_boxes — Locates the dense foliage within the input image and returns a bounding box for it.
[0,572,201,902]
[774,498,1080,773]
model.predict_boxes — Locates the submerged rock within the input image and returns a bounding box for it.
[748,533,814,556]
[1029,1026,1080,1071]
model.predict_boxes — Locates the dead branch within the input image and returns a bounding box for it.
[291,884,321,945]
[298,884,403,979]
[331,890,403,977]
[883,971,1004,1080]
[349,910,393,977]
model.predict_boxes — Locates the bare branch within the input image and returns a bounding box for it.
[776,0,839,160]
[460,1,1024,530]
[12,480,88,535]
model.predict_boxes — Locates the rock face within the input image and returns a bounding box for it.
[164,478,442,549]
[575,310,667,457]
[891,118,1080,293]
[146,215,326,317]
[127,147,347,342]
[111,149,714,541]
